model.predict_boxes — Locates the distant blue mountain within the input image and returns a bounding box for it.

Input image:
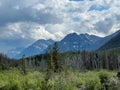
[7,47,25,58]
[15,39,54,59]
[58,33,102,52]
[15,33,103,59]
[7,31,120,59]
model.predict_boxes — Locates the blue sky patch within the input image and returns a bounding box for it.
[69,0,94,1]
[72,17,80,22]
[69,0,84,2]
[89,5,110,11]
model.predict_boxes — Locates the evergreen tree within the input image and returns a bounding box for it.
[47,47,54,71]
[53,42,61,72]
[21,55,27,74]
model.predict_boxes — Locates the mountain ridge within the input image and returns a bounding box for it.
[7,30,120,59]
[15,39,54,59]
[99,30,120,50]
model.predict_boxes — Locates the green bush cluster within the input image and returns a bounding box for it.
[0,70,119,90]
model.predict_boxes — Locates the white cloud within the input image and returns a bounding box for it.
[1,0,120,37]
[13,5,20,10]
[32,3,46,10]
[30,26,56,40]
[6,22,56,40]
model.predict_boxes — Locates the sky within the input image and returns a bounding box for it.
[0,0,120,53]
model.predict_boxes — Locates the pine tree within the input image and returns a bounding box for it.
[21,55,27,74]
[53,42,61,72]
[47,47,54,71]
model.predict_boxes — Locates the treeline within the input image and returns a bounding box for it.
[0,44,120,71]
[25,49,120,71]
[63,50,119,70]
[0,53,19,70]
[25,42,61,72]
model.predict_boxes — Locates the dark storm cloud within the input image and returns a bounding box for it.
[0,0,62,26]
[95,18,114,34]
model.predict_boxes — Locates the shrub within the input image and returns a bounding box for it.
[116,72,120,79]
[0,64,8,70]
[85,79,101,90]
[99,72,109,84]
[107,77,119,90]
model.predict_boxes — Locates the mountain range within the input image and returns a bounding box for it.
[7,30,120,59]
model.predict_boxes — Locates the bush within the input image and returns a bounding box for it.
[99,72,109,84]
[107,77,119,90]
[98,71,120,90]
[116,72,120,79]
[0,64,8,70]
[0,69,118,90]
[85,79,101,90]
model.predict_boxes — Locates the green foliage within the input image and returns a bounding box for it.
[21,55,27,74]
[107,77,119,90]
[117,71,120,79]
[47,47,54,71]
[98,70,119,90]
[53,42,61,72]
[85,79,101,90]
[40,71,52,90]
[47,42,62,72]
[99,71,109,84]
[0,64,7,70]
[0,69,119,90]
